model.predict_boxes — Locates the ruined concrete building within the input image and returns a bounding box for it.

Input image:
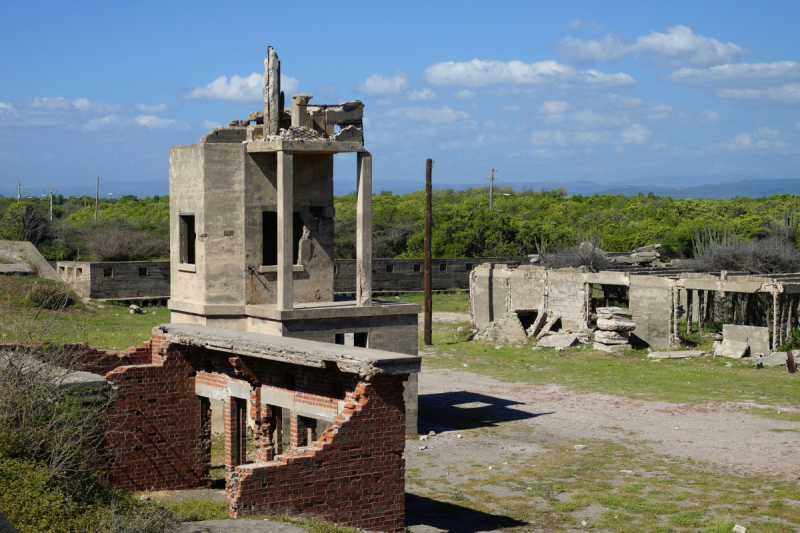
[75,48,418,531]
[471,260,800,354]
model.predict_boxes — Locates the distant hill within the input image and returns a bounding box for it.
[594,179,800,199]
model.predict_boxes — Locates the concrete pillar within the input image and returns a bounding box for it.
[265,47,280,136]
[277,150,294,310]
[291,94,314,129]
[672,286,679,346]
[356,152,372,307]
[685,290,693,334]
[692,290,700,326]
[773,289,779,352]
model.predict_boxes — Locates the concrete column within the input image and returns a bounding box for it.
[277,150,294,310]
[356,152,372,307]
[773,289,779,352]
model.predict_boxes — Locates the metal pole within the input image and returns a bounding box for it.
[95,177,100,223]
[49,186,53,221]
[17,182,21,203]
[424,158,433,346]
[486,168,498,210]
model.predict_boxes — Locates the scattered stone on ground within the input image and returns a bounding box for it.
[535,314,562,340]
[648,350,706,359]
[474,312,527,343]
[129,304,145,314]
[592,342,630,353]
[714,339,749,359]
[525,311,547,338]
[537,333,579,349]
[755,351,799,367]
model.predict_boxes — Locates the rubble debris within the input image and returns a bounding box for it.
[537,333,579,349]
[593,306,633,352]
[129,304,145,314]
[277,126,323,141]
[754,350,800,367]
[526,311,547,338]
[474,312,527,343]
[647,350,705,359]
[536,314,562,339]
[333,125,364,143]
[714,339,749,359]
[722,325,770,357]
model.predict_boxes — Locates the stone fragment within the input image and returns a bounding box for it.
[537,333,579,349]
[594,330,629,343]
[536,314,562,339]
[733,525,746,533]
[722,324,770,357]
[593,342,631,353]
[647,350,705,359]
[573,444,586,450]
[526,311,547,338]
[246,110,264,124]
[754,351,800,367]
[714,339,749,359]
[474,312,527,344]
[129,304,143,314]
[325,101,364,125]
[333,125,363,143]
[596,306,633,319]
[596,319,636,332]
[633,244,661,253]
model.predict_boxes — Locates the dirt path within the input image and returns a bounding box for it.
[419,368,800,479]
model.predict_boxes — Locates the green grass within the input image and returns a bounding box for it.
[0,276,166,351]
[386,289,470,314]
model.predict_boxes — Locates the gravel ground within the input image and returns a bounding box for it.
[418,368,800,479]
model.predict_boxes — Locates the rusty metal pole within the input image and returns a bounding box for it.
[424,159,433,346]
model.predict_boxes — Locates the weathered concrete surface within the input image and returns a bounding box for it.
[57,261,169,299]
[593,342,631,352]
[0,241,62,281]
[526,311,547,338]
[181,520,303,533]
[594,330,629,342]
[756,351,798,367]
[537,333,579,348]
[628,276,672,349]
[0,263,33,275]
[648,350,705,359]
[156,323,421,376]
[596,306,632,319]
[475,312,526,343]
[596,319,636,332]
[714,339,749,359]
[723,324,770,356]
[536,314,562,339]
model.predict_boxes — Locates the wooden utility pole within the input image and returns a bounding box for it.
[48,186,55,220]
[95,177,100,223]
[16,182,21,202]
[486,168,498,210]
[424,159,433,346]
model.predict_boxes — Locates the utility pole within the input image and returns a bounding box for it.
[424,158,433,346]
[118,190,120,200]
[95,177,100,223]
[48,186,55,221]
[17,182,21,202]
[486,168,498,210]
[83,189,87,207]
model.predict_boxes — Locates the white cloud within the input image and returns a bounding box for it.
[714,83,800,105]
[665,61,800,87]
[358,73,408,95]
[756,126,779,138]
[387,106,469,124]
[83,115,127,131]
[531,129,612,146]
[556,25,749,68]
[540,100,571,114]
[202,120,222,130]
[185,73,299,103]
[796,121,800,131]
[423,59,635,88]
[702,110,721,121]
[134,115,178,129]
[407,88,436,101]
[716,127,782,152]
[531,130,567,146]
[500,105,520,113]
[136,103,169,113]
[619,123,652,144]
[454,89,476,99]
[569,19,582,31]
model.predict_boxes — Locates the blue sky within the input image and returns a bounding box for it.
[2,0,800,198]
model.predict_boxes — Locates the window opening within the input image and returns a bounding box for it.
[440,263,447,272]
[466,263,473,271]
[179,214,196,265]
[262,211,278,266]
[414,264,421,272]
[354,332,368,348]
[138,267,148,277]
[103,268,113,278]
[386,264,394,273]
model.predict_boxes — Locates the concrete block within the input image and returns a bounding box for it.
[755,351,799,367]
[526,311,547,338]
[593,342,631,353]
[714,339,749,359]
[334,125,363,143]
[722,324,770,356]
[537,334,578,348]
[596,319,636,332]
[325,101,364,125]
[596,306,632,319]
[0,263,33,275]
[594,330,629,342]
[648,350,705,359]
[536,314,562,339]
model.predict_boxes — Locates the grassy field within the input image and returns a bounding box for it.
[0,276,166,351]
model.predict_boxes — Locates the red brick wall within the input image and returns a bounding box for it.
[228,374,407,533]
[101,336,209,491]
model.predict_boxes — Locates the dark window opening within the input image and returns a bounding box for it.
[334,333,345,345]
[262,211,278,266]
[354,332,368,348]
[414,264,421,272]
[76,268,83,276]
[179,214,196,265]
[386,264,393,273]
[333,265,338,274]
[234,398,246,466]
[138,267,148,277]
[103,268,113,278]
[440,263,447,272]
[466,263,473,271]
[285,375,296,390]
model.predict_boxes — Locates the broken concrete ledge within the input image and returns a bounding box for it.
[155,324,420,376]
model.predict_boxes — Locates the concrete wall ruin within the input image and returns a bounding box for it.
[58,261,170,300]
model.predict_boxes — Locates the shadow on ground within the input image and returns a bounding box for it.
[419,391,552,432]
[406,493,526,532]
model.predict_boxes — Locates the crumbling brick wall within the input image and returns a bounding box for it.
[228,374,407,533]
